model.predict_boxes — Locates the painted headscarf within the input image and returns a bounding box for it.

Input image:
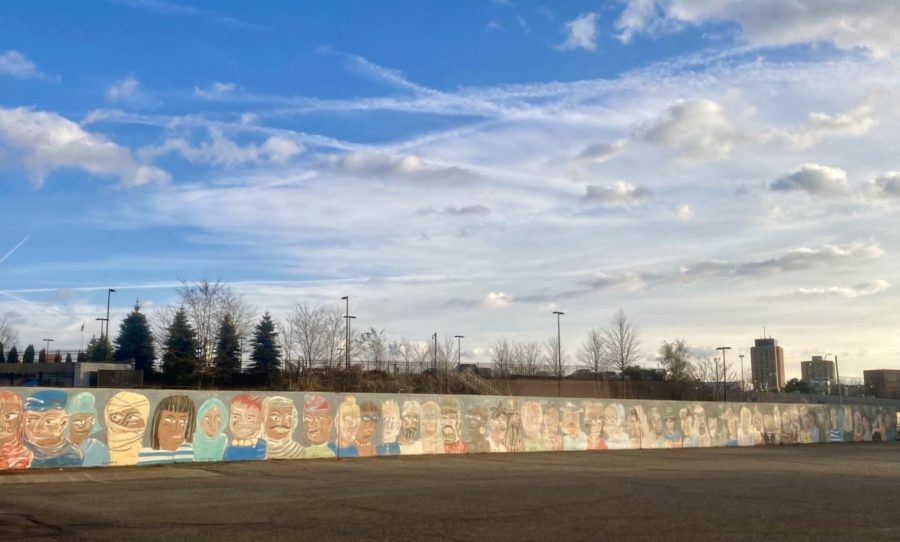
[263,396,303,459]
[104,391,150,466]
[193,398,228,462]
[0,391,32,470]
[67,392,103,437]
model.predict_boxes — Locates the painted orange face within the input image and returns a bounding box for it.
[158,409,189,451]
[358,410,378,442]
[266,405,294,440]
[0,399,23,445]
[69,413,95,445]
[304,412,332,445]
[24,409,68,448]
[230,404,261,441]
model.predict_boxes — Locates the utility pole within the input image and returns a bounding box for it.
[717,346,731,402]
[553,311,564,397]
[105,288,116,341]
[739,354,745,401]
[454,335,464,369]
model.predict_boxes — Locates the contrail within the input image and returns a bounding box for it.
[0,236,29,266]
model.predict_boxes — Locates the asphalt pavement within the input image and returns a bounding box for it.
[1,444,898,541]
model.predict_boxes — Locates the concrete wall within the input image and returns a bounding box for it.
[0,387,896,471]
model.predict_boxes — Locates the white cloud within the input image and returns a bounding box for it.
[486,21,504,32]
[0,50,44,79]
[329,151,474,187]
[416,205,491,217]
[481,291,512,308]
[576,140,627,163]
[638,99,736,161]
[0,106,170,187]
[784,100,875,150]
[674,203,694,220]
[864,171,900,200]
[794,280,890,299]
[107,76,140,101]
[616,0,900,58]
[194,82,238,99]
[558,13,599,51]
[140,128,303,167]
[583,181,651,207]
[771,164,849,198]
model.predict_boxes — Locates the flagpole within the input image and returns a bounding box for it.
[81,322,85,356]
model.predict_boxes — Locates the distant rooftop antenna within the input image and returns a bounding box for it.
[762,325,767,339]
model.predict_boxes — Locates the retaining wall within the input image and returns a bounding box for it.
[1,387,896,471]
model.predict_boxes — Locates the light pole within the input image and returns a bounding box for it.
[95,318,108,360]
[739,354,745,401]
[553,311,564,397]
[42,338,54,361]
[105,288,116,341]
[340,296,350,370]
[716,346,731,402]
[825,353,843,405]
[432,333,438,371]
[454,335,464,370]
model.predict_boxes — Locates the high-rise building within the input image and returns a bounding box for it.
[750,338,785,391]
[800,356,836,393]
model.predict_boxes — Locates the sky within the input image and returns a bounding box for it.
[2,1,900,379]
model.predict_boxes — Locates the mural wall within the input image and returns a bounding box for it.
[0,387,896,471]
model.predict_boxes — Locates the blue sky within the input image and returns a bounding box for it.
[2,0,900,378]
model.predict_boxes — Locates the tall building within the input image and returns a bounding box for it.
[863,369,900,399]
[800,356,836,393]
[750,338,785,391]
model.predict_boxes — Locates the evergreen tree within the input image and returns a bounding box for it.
[38,349,47,363]
[213,313,241,385]
[0,343,4,361]
[76,351,86,363]
[249,312,281,387]
[65,352,73,363]
[6,346,18,363]
[85,336,112,362]
[23,344,35,364]
[114,303,157,377]
[54,350,61,363]
[162,307,199,385]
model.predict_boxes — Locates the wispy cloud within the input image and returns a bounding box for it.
[109,0,265,30]
[0,236,29,266]
[0,50,49,80]
[558,13,599,51]
[792,280,890,300]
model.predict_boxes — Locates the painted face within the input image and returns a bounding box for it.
[490,413,508,441]
[464,409,486,439]
[604,406,620,431]
[202,406,224,438]
[158,409,190,451]
[24,409,68,448]
[358,409,378,443]
[585,405,605,439]
[650,408,663,435]
[265,405,294,441]
[339,410,361,443]
[679,409,693,436]
[542,408,559,435]
[230,404,262,441]
[0,399,23,446]
[441,411,460,443]
[109,407,146,430]
[628,411,643,437]
[665,417,676,433]
[707,415,719,436]
[401,412,419,441]
[304,412,332,445]
[521,402,543,438]
[381,411,401,443]
[421,407,440,438]
[562,409,581,437]
[69,413,95,445]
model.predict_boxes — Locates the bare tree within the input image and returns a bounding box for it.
[490,338,515,377]
[412,340,430,373]
[0,315,19,348]
[359,327,388,370]
[601,308,642,373]
[286,304,327,371]
[441,335,457,371]
[657,339,694,383]
[577,328,606,373]
[278,318,298,383]
[175,280,256,368]
[695,356,732,397]
[149,305,177,354]
[512,340,542,376]
[542,335,570,377]
[397,337,420,373]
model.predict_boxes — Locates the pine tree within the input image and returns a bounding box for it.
[38,349,47,363]
[23,344,35,364]
[54,350,61,363]
[114,303,157,377]
[0,343,4,361]
[6,346,18,363]
[213,313,241,385]
[76,351,86,363]
[65,352,73,363]
[249,312,281,387]
[162,307,199,385]
[85,336,112,362]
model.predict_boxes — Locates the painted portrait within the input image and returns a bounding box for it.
[67,392,109,467]
[377,399,401,456]
[24,391,83,468]
[263,396,303,459]
[398,400,422,455]
[0,390,32,470]
[105,391,150,466]
[301,394,336,459]
[224,393,266,461]
[194,397,229,462]
[138,394,196,465]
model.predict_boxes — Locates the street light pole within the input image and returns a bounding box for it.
[341,296,350,370]
[553,311,564,397]
[42,338,54,361]
[454,335,464,370]
[105,288,116,341]
[716,346,732,402]
[739,354,745,401]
